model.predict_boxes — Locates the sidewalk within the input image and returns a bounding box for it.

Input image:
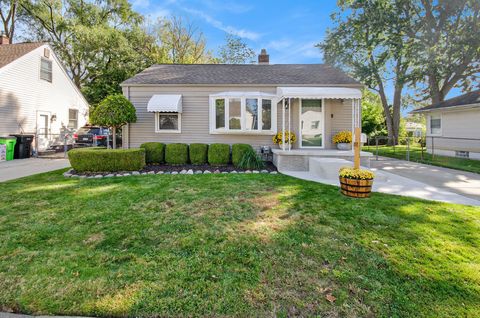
[370,156,480,201]
[0,158,70,182]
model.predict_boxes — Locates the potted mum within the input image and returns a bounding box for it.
[332,131,352,150]
[273,131,296,149]
[339,167,375,198]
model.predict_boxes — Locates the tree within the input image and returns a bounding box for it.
[362,90,386,137]
[90,94,137,149]
[318,0,415,144]
[218,33,256,64]
[151,16,214,64]
[401,0,480,103]
[0,0,18,40]
[20,0,155,104]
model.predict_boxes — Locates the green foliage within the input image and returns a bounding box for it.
[237,148,265,170]
[208,143,230,165]
[218,33,256,64]
[232,144,254,167]
[362,89,387,137]
[140,142,165,164]
[165,143,189,165]
[20,0,156,104]
[189,143,208,165]
[90,94,137,129]
[68,147,145,172]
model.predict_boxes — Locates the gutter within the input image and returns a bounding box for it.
[411,103,480,114]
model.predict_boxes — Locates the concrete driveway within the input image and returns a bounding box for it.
[370,156,480,202]
[0,158,70,182]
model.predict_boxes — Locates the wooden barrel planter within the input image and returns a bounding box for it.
[339,177,374,198]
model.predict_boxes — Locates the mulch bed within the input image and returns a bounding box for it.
[142,161,277,173]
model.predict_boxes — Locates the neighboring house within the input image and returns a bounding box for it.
[0,34,89,151]
[412,90,480,160]
[121,50,367,171]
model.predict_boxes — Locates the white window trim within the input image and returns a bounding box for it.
[155,112,181,133]
[298,98,325,149]
[209,94,277,135]
[428,113,442,136]
[40,57,52,83]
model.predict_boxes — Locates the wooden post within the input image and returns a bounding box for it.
[354,127,361,169]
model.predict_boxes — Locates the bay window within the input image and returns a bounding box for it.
[210,93,276,134]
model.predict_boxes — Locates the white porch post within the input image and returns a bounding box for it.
[282,98,285,151]
[288,97,291,151]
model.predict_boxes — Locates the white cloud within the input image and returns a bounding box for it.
[200,0,253,14]
[183,7,261,41]
[265,39,293,51]
[270,41,322,63]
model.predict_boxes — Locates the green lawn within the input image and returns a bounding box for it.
[363,144,480,174]
[1,171,479,317]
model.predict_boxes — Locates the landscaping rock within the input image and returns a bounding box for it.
[222,171,228,174]
[164,171,171,174]
[187,169,194,174]
[214,170,220,174]
[230,170,237,174]
[180,169,187,174]
[252,170,260,174]
[203,170,211,174]
[195,170,203,174]
[132,171,140,175]
[123,173,130,177]
[270,171,278,174]
[105,174,114,178]
[79,175,86,179]
[245,170,252,174]
[147,171,155,175]
[141,172,147,175]
[171,171,178,175]
[95,174,103,178]
[261,170,269,173]
[157,171,164,174]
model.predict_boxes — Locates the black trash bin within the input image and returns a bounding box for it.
[10,134,34,159]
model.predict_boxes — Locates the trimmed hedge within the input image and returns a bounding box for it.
[189,143,208,165]
[232,143,254,167]
[140,142,165,164]
[68,147,145,172]
[165,143,189,165]
[208,143,230,165]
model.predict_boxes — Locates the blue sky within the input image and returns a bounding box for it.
[132,0,338,64]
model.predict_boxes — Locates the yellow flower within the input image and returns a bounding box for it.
[273,131,297,145]
[339,166,375,180]
[332,131,352,144]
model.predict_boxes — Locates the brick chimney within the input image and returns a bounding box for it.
[258,48,269,64]
[0,31,10,45]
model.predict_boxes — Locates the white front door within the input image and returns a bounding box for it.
[37,111,51,150]
[300,99,324,148]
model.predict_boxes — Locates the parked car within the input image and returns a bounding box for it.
[73,126,122,147]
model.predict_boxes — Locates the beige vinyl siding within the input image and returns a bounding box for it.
[124,86,354,150]
[426,108,480,153]
[0,45,89,136]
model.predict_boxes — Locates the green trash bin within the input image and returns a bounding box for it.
[0,136,17,161]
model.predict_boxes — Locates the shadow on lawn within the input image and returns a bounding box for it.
[0,171,479,317]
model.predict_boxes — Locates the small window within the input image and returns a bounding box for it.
[430,115,441,135]
[68,109,78,129]
[156,113,181,132]
[40,58,52,82]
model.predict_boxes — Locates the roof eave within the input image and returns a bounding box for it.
[120,82,364,88]
[411,102,480,113]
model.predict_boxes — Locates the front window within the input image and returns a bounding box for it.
[68,109,78,129]
[40,58,52,82]
[156,113,181,132]
[430,115,441,135]
[211,95,276,133]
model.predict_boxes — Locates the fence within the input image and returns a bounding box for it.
[363,136,480,173]
[35,131,121,159]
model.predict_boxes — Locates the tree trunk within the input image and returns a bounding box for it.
[112,126,116,149]
[391,84,403,144]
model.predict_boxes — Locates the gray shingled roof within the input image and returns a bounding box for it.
[121,64,361,86]
[0,42,44,69]
[413,89,480,112]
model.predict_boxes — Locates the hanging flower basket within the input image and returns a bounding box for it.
[338,167,375,198]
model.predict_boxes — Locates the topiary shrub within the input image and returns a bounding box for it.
[237,148,265,170]
[208,143,230,165]
[68,147,145,172]
[232,143,254,167]
[140,142,165,164]
[189,143,208,165]
[165,143,189,165]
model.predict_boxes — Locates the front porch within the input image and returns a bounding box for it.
[272,148,373,171]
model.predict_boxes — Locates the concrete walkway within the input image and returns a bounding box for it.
[0,158,70,182]
[370,157,480,201]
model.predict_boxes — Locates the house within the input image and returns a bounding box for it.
[0,34,89,152]
[121,50,369,171]
[412,89,480,160]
